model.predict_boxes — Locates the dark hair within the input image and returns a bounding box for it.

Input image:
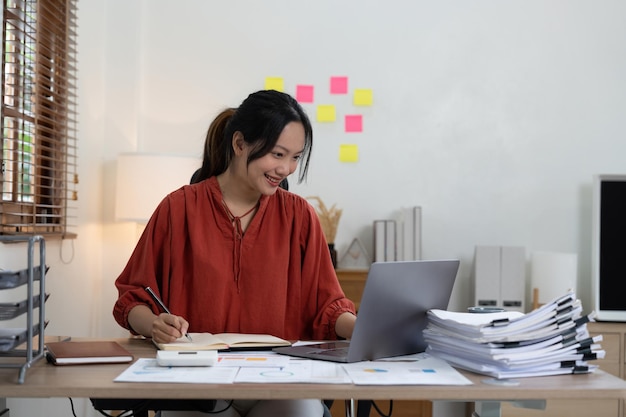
[196,90,313,184]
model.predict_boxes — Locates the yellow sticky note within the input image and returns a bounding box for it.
[353,89,373,106]
[316,104,336,122]
[265,77,284,92]
[339,144,359,163]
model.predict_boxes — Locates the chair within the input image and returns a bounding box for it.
[91,398,334,417]
[90,399,216,417]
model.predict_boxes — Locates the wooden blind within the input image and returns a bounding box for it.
[0,0,77,238]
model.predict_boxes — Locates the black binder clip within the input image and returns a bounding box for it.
[490,318,509,327]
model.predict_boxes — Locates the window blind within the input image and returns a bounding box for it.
[0,0,77,238]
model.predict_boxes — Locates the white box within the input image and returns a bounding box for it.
[501,246,526,312]
[156,350,218,367]
[473,246,501,307]
[473,246,526,312]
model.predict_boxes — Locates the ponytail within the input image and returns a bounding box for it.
[197,107,236,181]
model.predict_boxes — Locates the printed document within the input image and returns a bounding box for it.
[342,353,472,385]
[235,359,352,384]
[114,353,472,386]
[114,358,238,384]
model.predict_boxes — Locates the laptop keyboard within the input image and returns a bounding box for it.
[312,347,349,357]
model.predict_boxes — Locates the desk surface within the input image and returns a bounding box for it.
[1,338,625,401]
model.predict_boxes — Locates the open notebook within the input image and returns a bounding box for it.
[274,259,459,363]
[155,333,291,351]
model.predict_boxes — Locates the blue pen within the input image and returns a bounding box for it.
[145,286,193,342]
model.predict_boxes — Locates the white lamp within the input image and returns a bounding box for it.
[115,153,201,223]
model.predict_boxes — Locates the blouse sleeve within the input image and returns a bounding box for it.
[112,196,174,333]
[299,201,356,340]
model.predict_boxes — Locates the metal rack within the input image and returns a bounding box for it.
[0,235,46,384]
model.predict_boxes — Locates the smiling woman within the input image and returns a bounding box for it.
[0,0,78,238]
[113,90,357,417]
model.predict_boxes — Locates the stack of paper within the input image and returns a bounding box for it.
[424,291,604,379]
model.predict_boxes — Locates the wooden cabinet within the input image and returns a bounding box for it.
[587,322,624,380]
[333,269,432,417]
[336,269,368,311]
[588,321,625,417]
[500,321,626,417]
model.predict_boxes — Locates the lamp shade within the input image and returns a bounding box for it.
[115,153,201,223]
[530,251,578,305]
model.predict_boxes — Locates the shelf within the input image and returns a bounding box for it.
[0,235,47,384]
[0,325,44,353]
[0,266,46,290]
[0,294,48,321]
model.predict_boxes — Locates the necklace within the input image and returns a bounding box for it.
[222,199,258,237]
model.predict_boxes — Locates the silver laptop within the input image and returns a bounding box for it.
[273,259,459,363]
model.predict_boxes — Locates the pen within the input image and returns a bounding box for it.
[145,286,193,342]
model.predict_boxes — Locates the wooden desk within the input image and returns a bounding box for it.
[0,338,625,417]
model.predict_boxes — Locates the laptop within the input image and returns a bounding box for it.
[273,259,459,363]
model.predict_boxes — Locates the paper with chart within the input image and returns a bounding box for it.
[216,352,290,368]
[234,359,352,384]
[114,358,238,383]
[114,353,472,385]
[342,353,472,385]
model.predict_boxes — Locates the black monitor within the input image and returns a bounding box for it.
[592,174,626,321]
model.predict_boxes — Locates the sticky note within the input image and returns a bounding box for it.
[316,105,336,122]
[330,76,348,94]
[265,77,284,92]
[339,144,359,162]
[296,85,314,103]
[353,89,373,106]
[345,115,363,133]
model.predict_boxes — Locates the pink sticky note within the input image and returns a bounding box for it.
[330,76,348,94]
[345,115,363,133]
[296,85,314,103]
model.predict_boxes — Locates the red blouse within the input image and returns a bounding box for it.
[114,177,355,341]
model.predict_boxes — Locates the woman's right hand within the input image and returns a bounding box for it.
[151,312,190,343]
[128,305,189,343]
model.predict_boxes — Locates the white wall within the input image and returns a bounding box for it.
[132,0,626,312]
[3,1,626,416]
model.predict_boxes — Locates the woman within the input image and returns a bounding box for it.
[114,90,357,417]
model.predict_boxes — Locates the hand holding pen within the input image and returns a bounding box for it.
[145,286,193,342]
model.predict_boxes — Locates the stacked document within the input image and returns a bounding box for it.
[424,291,604,379]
